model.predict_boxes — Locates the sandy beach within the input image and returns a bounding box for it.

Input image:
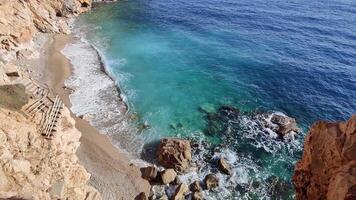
[26,33,150,199]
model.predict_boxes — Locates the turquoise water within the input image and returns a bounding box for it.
[76,0,356,199]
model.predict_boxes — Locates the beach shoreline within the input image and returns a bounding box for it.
[24,33,150,199]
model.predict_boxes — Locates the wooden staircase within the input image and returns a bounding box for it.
[16,75,64,139]
[40,95,63,138]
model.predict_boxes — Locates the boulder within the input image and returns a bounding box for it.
[160,169,177,185]
[140,166,158,182]
[190,180,202,192]
[158,195,168,200]
[173,183,189,200]
[270,113,298,136]
[204,174,219,190]
[134,192,148,200]
[156,138,192,172]
[192,192,204,200]
[293,115,356,200]
[218,157,231,175]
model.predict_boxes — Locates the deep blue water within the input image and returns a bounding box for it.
[77,0,356,199]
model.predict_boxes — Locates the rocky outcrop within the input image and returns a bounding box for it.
[270,113,298,136]
[204,174,219,190]
[293,116,356,200]
[156,138,192,172]
[0,106,101,199]
[218,157,232,175]
[0,0,92,60]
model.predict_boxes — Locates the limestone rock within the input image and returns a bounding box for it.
[160,168,177,185]
[173,183,189,200]
[218,157,231,175]
[293,115,356,200]
[270,113,298,136]
[0,106,101,199]
[204,174,219,190]
[0,0,92,58]
[140,166,158,182]
[157,138,192,172]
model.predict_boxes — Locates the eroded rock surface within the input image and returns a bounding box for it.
[157,138,192,172]
[270,113,298,136]
[293,115,356,200]
[0,107,101,199]
[0,0,92,60]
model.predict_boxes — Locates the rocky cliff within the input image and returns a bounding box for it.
[0,105,101,199]
[0,0,91,61]
[293,116,356,200]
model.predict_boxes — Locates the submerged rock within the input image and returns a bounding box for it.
[173,183,189,200]
[293,115,356,200]
[198,103,216,114]
[156,138,192,172]
[160,169,177,185]
[204,174,219,190]
[218,157,232,175]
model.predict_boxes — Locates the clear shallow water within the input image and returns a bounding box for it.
[76,0,356,199]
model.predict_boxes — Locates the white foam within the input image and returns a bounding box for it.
[61,35,145,156]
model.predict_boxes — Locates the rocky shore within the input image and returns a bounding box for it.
[0,0,355,200]
[0,0,149,199]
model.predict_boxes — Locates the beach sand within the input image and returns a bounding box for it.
[25,33,150,199]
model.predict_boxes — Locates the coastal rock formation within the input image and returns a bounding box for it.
[218,157,232,175]
[190,181,202,192]
[160,168,177,184]
[270,113,299,136]
[157,138,192,172]
[0,0,92,60]
[0,106,101,199]
[293,116,356,200]
[173,183,189,200]
[204,174,219,190]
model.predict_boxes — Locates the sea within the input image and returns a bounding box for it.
[63,0,356,199]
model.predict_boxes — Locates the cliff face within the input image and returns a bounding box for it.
[0,0,91,60]
[0,105,101,199]
[293,116,356,200]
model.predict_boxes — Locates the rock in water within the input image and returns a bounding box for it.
[204,174,219,190]
[192,192,204,200]
[160,169,177,184]
[218,157,232,175]
[293,115,356,200]
[157,138,192,172]
[173,183,189,200]
[270,113,298,136]
[140,166,158,182]
[158,195,169,200]
[190,181,202,192]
